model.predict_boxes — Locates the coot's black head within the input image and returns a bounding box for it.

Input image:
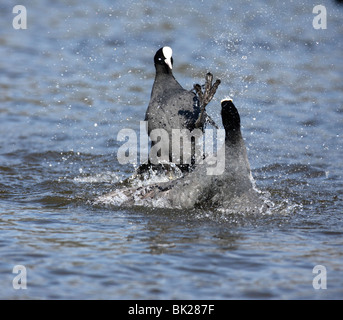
[221,99,241,133]
[154,46,173,73]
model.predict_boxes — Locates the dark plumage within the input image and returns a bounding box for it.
[143,98,259,211]
[94,48,269,213]
[97,99,270,214]
[145,46,202,137]
[144,47,220,167]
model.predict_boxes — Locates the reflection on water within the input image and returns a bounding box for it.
[0,0,343,299]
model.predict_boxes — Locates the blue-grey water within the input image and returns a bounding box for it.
[1,0,342,299]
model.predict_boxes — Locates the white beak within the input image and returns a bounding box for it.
[164,57,173,70]
[162,46,173,70]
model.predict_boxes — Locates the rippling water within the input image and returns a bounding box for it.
[1,0,343,299]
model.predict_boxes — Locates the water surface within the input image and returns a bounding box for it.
[0,0,342,299]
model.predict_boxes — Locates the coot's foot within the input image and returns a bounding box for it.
[194,72,221,128]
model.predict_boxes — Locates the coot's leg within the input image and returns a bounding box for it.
[194,73,221,128]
